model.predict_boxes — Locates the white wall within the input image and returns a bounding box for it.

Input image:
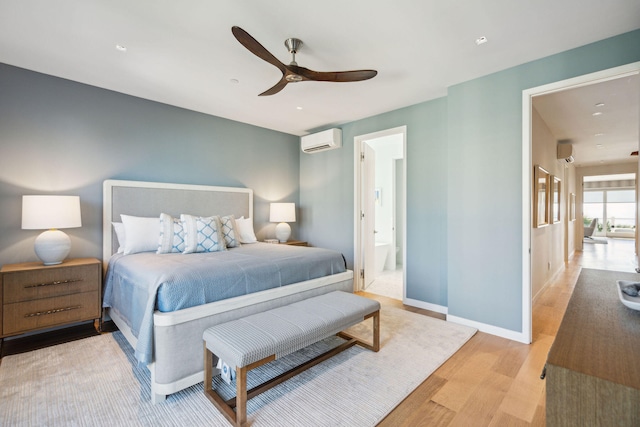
[531,107,576,300]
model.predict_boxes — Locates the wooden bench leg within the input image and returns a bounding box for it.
[338,309,380,352]
[204,344,274,427]
[235,366,247,427]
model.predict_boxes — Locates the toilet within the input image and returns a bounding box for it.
[375,242,390,274]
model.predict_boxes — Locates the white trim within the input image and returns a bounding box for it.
[447,315,529,343]
[153,270,354,326]
[353,126,407,292]
[403,297,448,315]
[521,61,640,345]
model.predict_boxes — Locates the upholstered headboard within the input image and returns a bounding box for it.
[102,180,253,264]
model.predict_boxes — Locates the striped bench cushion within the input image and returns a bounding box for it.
[203,291,380,368]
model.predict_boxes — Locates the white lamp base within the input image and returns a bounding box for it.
[275,222,291,243]
[34,229,71,265]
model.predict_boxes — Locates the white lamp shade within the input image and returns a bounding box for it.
[22,195,82,229]
[22,195,81,265]
[269,203,296,223]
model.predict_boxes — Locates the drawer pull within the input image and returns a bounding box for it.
[24,305,81,318]
[24,278,82,289]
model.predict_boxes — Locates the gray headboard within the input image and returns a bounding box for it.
[103,180,253,264]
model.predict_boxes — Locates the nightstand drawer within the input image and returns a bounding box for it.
[3,291,100,335]
[3,264,100,304]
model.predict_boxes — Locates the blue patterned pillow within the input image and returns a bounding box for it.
[157,213,185,254]
[219,215,240,248]
[180,214,226,253]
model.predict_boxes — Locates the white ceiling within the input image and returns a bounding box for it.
[533,74,639,167]
[0,0,639,138]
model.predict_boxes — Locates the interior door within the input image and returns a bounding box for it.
[363,142,376,288]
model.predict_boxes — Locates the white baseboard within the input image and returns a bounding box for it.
[403,297,448,315]
[446,314,530,344]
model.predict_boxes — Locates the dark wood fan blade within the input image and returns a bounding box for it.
[232,26,286,73]
[295,67,377,82]
[259,77,289,96]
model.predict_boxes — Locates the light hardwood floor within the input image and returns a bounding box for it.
[362,238,636,426]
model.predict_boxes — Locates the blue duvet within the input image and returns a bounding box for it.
[102,243,346,364]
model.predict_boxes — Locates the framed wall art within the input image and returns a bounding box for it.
[569,192,576,221]
[533,165,550,228]
[552,175,561,223]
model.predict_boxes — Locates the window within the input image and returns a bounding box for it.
[584,188,636,233]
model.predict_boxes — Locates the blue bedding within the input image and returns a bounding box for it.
[102,242,346,364]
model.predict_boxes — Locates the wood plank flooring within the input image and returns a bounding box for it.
[1,238,634,425]
[364,238,636,426]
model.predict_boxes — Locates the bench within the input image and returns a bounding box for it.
[203,291,380,426]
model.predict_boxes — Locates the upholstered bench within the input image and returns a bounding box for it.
[203,291,380,426]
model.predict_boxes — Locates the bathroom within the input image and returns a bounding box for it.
[366,134,404,300]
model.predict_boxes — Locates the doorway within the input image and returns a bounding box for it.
[353,126,407,300]
[523,62,640,343]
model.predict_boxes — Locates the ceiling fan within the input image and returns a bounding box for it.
[231,26,377,96]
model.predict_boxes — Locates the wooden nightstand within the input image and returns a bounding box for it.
[0,258,102,339]
[281,240,308,246]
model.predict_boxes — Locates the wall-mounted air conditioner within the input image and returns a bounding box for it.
[557,142,574,163]
[301,128,342,153]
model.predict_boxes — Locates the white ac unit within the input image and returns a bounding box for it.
[301,128,342,153]
[557,142,574,163]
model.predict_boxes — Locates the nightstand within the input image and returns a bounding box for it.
[0,258,102,338]
[281,240,308,246]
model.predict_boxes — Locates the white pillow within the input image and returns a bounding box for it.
[219,215,240,248]
[120,214,161,255]
[157,213,186,254]
[236,216,258,244]
[112,222,126,254]
[180,214,226,253]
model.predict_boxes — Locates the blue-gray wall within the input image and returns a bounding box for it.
[0,64,300,267]
[301,29,640,334]
[300,98,449,306]
[2,29,639,336]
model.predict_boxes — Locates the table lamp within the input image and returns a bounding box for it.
[22,195,82,265]
[269,202,296,242]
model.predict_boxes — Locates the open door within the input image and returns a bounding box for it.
[363,142,376,289]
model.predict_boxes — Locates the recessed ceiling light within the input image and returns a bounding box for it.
[595,133,605,137]
[592,112,603,116]
[296,106,303,110]
[595,102,605,107]
[115,44,127,52]
[475,36,488,46]
[596,144,604,149]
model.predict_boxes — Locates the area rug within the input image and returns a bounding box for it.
[0,306,476,426]
[584,237,608,244]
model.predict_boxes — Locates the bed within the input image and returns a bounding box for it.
[101,180,354,403]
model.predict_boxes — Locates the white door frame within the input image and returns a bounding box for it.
[353,125,407,292]
[522,61,640,344]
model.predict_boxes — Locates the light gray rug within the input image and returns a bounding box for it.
[0,306,476,427]
[584,237,608,244]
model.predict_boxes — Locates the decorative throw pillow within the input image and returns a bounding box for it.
[622,283,640,297]
[112,222,126,254]
[157,213,186,254]
[120,215,161,255]
[180,214,226,253]
[219,215,240,248]
[236,216,258,244]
